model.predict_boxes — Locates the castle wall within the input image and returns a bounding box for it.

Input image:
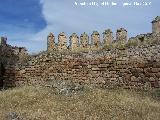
[4,44,160,89]
[2,16,160,89]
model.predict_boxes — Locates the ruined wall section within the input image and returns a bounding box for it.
[152,16,160,33]
[0,40,28,65]
[0,37,28,87]
[128,33,160,47]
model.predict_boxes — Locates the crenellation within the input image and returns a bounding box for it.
[91,31,101,48]
[58,32,67,50]
[47,32,55,51]
[69,33,79,50]
[80,32,89,48]
[103,29,113,45]
[43,17,160,52]
[116,28,127,44]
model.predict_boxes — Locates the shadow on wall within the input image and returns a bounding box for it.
[3,64,16,88]
[0,62,16,89]
[0,63,5,88]
[0,36,29,88]
[0,44,18,88]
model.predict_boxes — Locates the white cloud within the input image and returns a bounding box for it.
[29,0,159,52]
[34,0,154,37]
[31,0,116,41]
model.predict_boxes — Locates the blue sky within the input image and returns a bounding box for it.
[0,0,160,53]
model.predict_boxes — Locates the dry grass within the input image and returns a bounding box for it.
[0,86,160,120]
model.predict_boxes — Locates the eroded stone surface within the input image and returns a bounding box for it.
[80,32,89,48]
[1,16,160,89]
[69,33,79,50]
[58,32,67,50]
[91,31,101,48]
[152,16,160,33]
[47,32,55,51]
[3,44,160,89]
[116,28,127,44]
[103,29,113,45]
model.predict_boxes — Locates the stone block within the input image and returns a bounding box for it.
[151,68,160,73]
[149,77,156,82]
[98,64,109,68]
[155,72,160,78]
[131,76,139,82]
[124,74,131,81]
[145,72,156,77]
[92,67,100,71]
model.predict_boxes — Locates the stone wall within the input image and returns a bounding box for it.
[0,37,28,88]
[2,16,160,89]
[4,44,160,89]
[0,43,28,65]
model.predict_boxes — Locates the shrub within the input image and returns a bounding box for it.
[126,40,138,48]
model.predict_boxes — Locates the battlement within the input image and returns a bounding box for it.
[46,16,160,52]
[1,16,160,89]
[47,28,127,52]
